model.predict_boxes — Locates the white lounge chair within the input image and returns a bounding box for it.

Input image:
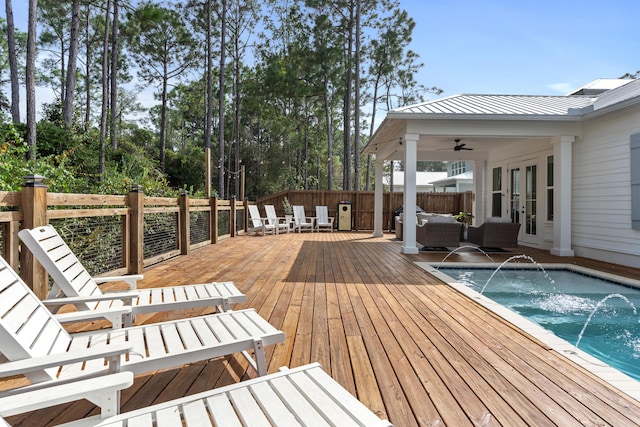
[18,225,246,328]
[0,363,392,427]
[315,206,334,232]
[0,256,284,385]
[248,205,279,235]
[292,205,314,233]
[264,204,290,233]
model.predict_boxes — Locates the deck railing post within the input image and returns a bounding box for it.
[129,185,144,274]
[243,199,249,233]
[179,190,190,255]
[211,197,219,244]
[230,197,236,237]
[20,175,48,298]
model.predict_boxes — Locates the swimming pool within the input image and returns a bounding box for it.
[417,261,640,394]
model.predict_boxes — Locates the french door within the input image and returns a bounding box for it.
[509,163,537,244]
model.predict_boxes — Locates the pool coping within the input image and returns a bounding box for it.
[416,261,640,402]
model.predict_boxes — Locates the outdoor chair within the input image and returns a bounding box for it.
[0,256,284,386]
[292,205,314,232]
[264,204,290,233]
[416,216,462,248]
[248,205,279,235]
[315,205,334,232]
[0,363,392,427]
[466,217,521,248]
[19,225,246,328]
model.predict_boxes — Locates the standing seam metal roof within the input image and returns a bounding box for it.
[394,94,597,116]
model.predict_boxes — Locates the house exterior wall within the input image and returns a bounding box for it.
[485,138,554,249]
[571,104,640,266]
[479,104,640,267]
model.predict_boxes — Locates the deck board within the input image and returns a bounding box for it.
[4,231,640,426]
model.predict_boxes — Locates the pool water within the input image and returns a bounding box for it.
[440,268,640,381]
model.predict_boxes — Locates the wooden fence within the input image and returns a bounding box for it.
[1,176,471,299]
[258,190,473,231]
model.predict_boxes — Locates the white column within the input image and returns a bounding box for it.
[550,136,575,256]
[402,134,419,254]
[373,157,384,237]
[473,160,486,225]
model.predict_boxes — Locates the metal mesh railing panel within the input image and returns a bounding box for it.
[236,209,245,233]
[190,211,210,245]
[218,211,230,236]
[49,216,124,276]
[144,212,178,258]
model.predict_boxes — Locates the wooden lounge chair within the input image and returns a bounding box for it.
[18,225,247,328]
[292,205,314,233]
[0,364,392,426]
[315,206,334,232]
[264,204,290,233]
[0,256,284,383]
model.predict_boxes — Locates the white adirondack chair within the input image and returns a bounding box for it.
[315,206,334,232]
[292,205,314,233]
[18,225,246,328]
[0,256,284,387]
[248,205,279,235]
[0,364,393,427]
[264,204,290,233]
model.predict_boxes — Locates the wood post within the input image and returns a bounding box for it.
[129,185,144,274]
[179,190,190,255]
[211,197,219,244]
[20,175,48,298]
[230,198,236,237]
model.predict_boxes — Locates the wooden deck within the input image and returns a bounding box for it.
[5,231,640,426]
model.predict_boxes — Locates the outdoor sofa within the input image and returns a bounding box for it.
[466,216,521,248]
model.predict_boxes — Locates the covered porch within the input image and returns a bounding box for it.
[364,94,596,257]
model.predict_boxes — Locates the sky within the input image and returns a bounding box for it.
[2,0,639,116]
[402,0,639,99]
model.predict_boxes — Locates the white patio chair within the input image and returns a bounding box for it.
[248,205,279,235]
[0,364,393,427]
[292,205,314,233]
[0,256,284,388]
[19,225,247,328]
[264,204,290,234]
[315,205,334,232]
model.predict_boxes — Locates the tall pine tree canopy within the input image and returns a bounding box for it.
[1,0,441,198]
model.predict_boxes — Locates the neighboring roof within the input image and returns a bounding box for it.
[590,78,640,112]
[566,78,634,95]
[392,94,596,117]
[429,171,473,185]
[384,171,447,186]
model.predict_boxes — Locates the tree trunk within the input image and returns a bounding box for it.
[5,0,20,123]
[323,78,333,190]
[218,0,227,198]
[353,0,361,190]
[159,60,168,172]
[204,0,213,198]
[84,7,91,130]
[99,0,112,178]
[110,0,119,149]
[26,0,38,160]
[63,0,81,128]
[342,6,354,191]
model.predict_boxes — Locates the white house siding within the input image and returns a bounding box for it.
[572,105,640,266]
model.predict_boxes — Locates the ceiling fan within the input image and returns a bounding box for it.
[452,138,473,151]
